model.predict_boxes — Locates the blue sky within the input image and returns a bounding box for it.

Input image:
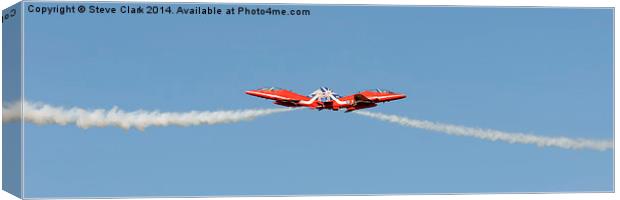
[20,3,612,198]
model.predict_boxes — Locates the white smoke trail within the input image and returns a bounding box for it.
[354,111,613,151]
[2,101,297,131]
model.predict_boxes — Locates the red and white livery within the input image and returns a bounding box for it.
[245,87,406,112]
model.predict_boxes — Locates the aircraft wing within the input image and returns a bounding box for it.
[245,88,310,102]
[342,90,406,104]
[353,94,374,104]
[358,90,407,103]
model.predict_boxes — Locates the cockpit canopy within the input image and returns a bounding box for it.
[257,87,283,91]
[365,88,395,94]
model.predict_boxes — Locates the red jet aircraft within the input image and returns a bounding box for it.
[245,87,406,112]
